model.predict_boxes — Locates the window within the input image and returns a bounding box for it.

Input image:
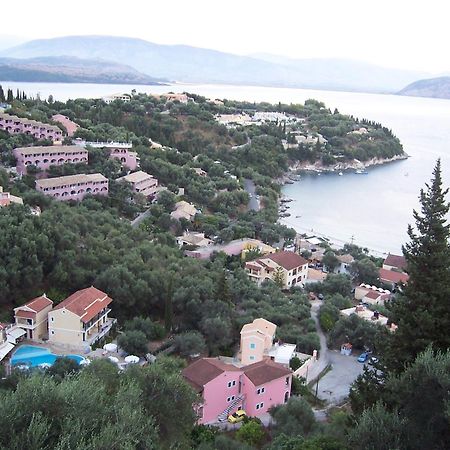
[285,377,290,386]
[256,402,264,410]
[250,343,255,349]
[227,396,235,402]
[250,356,255,361]
[50,317,54,322]
[227,380,236,388]
[256,387,265,395]
[51,330,55,335]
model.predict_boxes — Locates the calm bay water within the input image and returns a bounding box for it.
[2,80,450,254]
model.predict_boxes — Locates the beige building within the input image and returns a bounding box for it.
[240,318,298,367]
[118,170,159,198]
[240,318,277,365]
[177,231,213,247]
[13,295,54,340]
[245,251,308,289]
[0,186,23,207]
[48,287,113,347]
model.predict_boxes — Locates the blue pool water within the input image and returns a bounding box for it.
[11,345,85,368]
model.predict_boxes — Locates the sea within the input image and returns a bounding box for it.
[2,80,450,255]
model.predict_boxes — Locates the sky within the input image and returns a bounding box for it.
[1,0,449,73]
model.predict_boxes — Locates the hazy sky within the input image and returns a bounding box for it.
[3,0,449,73]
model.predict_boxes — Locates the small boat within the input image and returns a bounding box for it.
[295,215,302,218]
[338,172,343,176]
[285,180,294,184]
[355,169,368,174]
[280,198,293,203]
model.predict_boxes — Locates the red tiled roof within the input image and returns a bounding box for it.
[365,290,381,300]
[244,359,292,386]
[384,254,407,271]
[267,251,308,271]
[54,287,112,323]
[182,358,241,392]
[21,295,53,313]
[379,268,409,284]
[15,310,35,319]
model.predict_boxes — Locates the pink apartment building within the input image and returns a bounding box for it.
[76,141,138,170]
[35,173,108,201]
[0,113,63,143]
[182,357,292,424]
[117,170,159,198]
[51,114,80,137]
[14,145,88,175]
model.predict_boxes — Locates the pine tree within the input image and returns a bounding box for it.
[273,266,285,288]
[385,159,450,371]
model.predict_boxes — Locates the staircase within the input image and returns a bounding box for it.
[217,394,245,422]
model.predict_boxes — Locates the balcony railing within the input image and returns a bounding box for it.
[83,308,111,331]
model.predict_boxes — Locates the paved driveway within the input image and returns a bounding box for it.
[315,350,364,404]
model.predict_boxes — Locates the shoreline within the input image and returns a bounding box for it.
[276,153,408,184]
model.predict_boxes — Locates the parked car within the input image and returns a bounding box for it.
[318,294,324,300]
[369,356,379,364]
[358,352,369,363]
[228,409,247,423]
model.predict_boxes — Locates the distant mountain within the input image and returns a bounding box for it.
[0,55,164,85]
[397,76,450,99]
[1,35,429,93]
[250,53,428,93]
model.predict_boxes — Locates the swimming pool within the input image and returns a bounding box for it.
[11,345,85,368]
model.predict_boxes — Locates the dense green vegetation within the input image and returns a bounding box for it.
[0,93,446,449]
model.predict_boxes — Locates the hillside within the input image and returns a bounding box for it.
[2,35,426,93]
[0,55,165,85]
[398,76,450,99]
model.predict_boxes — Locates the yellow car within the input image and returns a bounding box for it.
[228,409,247,423]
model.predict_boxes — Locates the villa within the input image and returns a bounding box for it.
[177,231,213,248]
[383,253,407,272]
[48,287,114,347]
[14,145,88,175]
[182,357,292,424]
[379,268,409,288]
[35,173,109,201]
[13,294,54,340]
[341,305,397,331]
[170,200,199,221]
[117,170,159,198]
[0,186,23,207]
[355,284,391,305]
[0,112,63,143]
[102,93,131,104]
[245,251,308,289]
[51,114,80,136]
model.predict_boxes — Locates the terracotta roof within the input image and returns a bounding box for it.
[182,358,241,391]
[244,359,292,386]
[337,254,354,264]
[15,310,36,319]
[53,287,112,323]
[267,251,307,271]
[365,290,381,300]
[379,268,409,284]
[384,254,407,271]
[19,295,53,313]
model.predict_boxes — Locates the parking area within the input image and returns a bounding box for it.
[315,350,364,405]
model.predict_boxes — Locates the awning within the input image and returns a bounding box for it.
[7,327,26,343]
[0,342,15,361]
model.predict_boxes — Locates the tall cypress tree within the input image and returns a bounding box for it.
[0,85,4,102]
[385,159,450,371]
[164,277,174,333]
[6,89,13,103]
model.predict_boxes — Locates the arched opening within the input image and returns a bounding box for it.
[284,391,289,403]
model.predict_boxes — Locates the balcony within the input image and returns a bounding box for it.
[15,318,35,329]
[86,318,117,345]
[83,308,111,332]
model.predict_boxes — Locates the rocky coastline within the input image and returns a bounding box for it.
[277,153,409,184]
